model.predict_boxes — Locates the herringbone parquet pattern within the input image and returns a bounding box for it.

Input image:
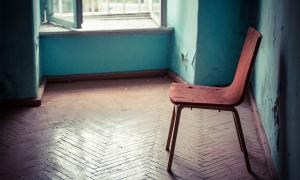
[0,77,270,179]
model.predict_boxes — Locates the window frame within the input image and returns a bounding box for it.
[47,0,82,29]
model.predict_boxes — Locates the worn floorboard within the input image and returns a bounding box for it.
[0,77,270,179]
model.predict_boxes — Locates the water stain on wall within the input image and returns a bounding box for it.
[272,95,280,151]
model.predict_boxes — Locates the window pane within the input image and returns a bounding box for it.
[82,0,100,14]
[53,0,59,13]
[82,0,150,15]
[123,0,139,14]
[52,0,75,24]
[62,0,73,13]
[152,0,160,18]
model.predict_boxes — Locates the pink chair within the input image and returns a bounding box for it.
[166,27,262,173]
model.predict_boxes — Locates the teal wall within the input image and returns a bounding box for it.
[0,0,39,100]
[252,0,300,179]
[195,0,253,86]
[167,0,198,84]
[40,32,171,76]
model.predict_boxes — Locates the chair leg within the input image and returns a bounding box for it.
[166,106,176,151]
[232,111,244,152]
[233,109,252,173]
[167,105,183,172]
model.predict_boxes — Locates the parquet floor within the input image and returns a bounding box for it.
[0,77,270,179]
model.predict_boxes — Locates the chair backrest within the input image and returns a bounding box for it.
[225,27,262,105]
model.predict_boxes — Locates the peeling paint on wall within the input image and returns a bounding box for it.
[252,0,300,179]
[168,0,198,84]
[272,96,279,151]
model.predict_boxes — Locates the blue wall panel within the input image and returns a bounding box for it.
[41,32,171,76]
[195,0,250,86]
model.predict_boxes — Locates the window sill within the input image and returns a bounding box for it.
[40,19,173,36]
[40,25,173,36]
[40,27,173,36]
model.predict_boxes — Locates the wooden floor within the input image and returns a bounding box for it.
[0,77,271,179]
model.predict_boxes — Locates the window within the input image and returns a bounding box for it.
[43,0,166,30]
[47,0,82,29]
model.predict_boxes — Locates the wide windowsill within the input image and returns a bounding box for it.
[40,16,171,36]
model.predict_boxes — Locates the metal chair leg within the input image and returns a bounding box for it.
[166,106,176,151]
[233,108,252,173]
[232,111,244,152]
[167,105,183,172]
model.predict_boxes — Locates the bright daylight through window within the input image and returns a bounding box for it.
[43,0,165,31]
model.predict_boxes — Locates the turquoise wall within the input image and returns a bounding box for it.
[40,32,171,76]
[0,0,39,100]
[252,0,300,179]
[252,0,282,172]
[195,0,253,86]
[167,0,198,84]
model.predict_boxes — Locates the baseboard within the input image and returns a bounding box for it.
[37,78,47,102]
[0,78,46,107]
[0,70,168,107]
[0,70,188,107]
[46,69,168,83]
[248,87,277,179]
[167,71,188,84]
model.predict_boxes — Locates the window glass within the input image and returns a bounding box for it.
[52,0,75,23]
[82,0,151,15]
[47,0,82,29]
[151,0,161,25]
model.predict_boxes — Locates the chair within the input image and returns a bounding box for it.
[166,27,262,173]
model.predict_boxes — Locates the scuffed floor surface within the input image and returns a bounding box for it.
[0,77,270,179]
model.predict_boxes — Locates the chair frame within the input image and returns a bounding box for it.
[166,105,251,172]
[166,27,262,173]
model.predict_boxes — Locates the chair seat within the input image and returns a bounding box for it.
[169,83,237,107]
